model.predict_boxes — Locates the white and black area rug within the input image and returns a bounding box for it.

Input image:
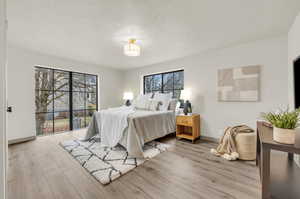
[60,136,169,185]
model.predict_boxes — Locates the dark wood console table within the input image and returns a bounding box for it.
[257,121,300,199]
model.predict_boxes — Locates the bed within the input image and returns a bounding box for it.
[84,96,176,158]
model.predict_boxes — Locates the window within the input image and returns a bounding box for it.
[143,70,184,98]
[35,66,98,136]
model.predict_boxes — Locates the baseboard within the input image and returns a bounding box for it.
[200,135,219,143]
[8,136,36,145]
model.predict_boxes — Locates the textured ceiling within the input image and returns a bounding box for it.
[7,0,300,69]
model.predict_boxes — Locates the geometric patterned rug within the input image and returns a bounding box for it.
[60,136,170,185]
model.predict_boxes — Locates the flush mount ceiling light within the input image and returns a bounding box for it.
[124,39,140,56]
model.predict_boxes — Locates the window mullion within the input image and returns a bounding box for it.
[172,72,175,98]
[52,69,55,134]
[84,74,87,127]
[69,72,73,131]
[96,76,99,111]
[143,76,145,94]
[161,74,163,93]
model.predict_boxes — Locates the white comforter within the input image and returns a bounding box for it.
[84,106,175,157]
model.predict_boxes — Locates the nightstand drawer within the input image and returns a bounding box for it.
[176,116,193,126]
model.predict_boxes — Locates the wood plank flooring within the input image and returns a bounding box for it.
[7,130,261,199]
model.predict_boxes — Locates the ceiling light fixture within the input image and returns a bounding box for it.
[124,39,140,56]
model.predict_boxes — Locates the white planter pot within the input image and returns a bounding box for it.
[273,127,295,144]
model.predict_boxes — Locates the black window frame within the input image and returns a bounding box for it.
[143,69,184,98]
[35,66,98,135]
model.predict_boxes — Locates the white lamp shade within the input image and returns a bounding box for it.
[180,89,191,101]
[124,42,140,56]
[123,92,134,100]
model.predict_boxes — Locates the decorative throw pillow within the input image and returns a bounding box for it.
[168,99,178,111]
[148,100,162,111]
[153,93,172,111]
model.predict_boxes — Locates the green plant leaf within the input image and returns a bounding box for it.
[261,108,300,129]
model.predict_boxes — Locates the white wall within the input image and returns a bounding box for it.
[7,45,124,141]
[288,11,300,166]
[124,36,289,138]
[0,0,6,198]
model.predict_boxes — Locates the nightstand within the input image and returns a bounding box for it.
[176,114,200,143]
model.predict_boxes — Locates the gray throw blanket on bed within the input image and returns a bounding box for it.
[211,125,254,161]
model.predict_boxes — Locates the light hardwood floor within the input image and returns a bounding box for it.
[7,130,261,199]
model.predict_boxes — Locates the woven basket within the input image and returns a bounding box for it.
[273,127,295,144]
[235,133,256,160]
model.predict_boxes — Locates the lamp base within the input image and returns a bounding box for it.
[125,100,131,106]
[183,100,192,115]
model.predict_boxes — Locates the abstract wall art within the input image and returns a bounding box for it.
[217,65,261,102]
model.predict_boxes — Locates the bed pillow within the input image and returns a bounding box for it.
[134,99,150,110]
[168,99,178,111]
[138,93,153,100]
[135,99,161,111]
[153,93,172,111]
[132,93,153,107]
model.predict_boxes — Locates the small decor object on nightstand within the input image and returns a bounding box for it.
[180,89,192,115]
[176,114,200,143]
[261,108,300,144]
[123,92,133,106]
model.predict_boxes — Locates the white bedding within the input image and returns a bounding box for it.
[84,106,175,157]
[99,106,134,147]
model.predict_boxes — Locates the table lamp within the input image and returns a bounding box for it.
[123,92,133,106]
[180,89,192,115]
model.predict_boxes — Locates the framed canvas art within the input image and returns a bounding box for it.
[217,65,261,102]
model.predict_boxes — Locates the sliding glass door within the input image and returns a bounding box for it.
[35,67,98,136]
[72,72,97,130]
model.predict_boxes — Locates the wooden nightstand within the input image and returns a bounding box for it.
[176,114,200,143]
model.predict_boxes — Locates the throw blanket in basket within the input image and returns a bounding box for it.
[211,125,254,161]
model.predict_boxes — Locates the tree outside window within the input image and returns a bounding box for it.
[144,70,184,98]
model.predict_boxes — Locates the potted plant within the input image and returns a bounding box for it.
[261,108,300,144]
